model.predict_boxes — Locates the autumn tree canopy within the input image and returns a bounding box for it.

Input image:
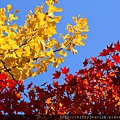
[1,0,120,119]
[0,40,120,119]
[0,0,89,81]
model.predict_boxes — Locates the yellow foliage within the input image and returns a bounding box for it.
[7,4,12,12]
[11,23,18,30]
[58,50,67,57]
[9,13,18,22]
[0,1,89,81]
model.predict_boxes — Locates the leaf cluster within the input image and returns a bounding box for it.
[0,0,89,81]
[0,41,120,117]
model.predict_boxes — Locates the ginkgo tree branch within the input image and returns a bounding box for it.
[0,33,76,87]
[0,2,89,80]
[11,47,63,69]
[0,59,28,98]
[0,59,16,81]
[9,29,37,55]
[10,36,75,72]
[0,29,37,56]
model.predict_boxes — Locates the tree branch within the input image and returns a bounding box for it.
[0,59,28,98]
[0,60,16,81]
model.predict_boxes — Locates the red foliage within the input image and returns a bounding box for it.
[52,70,61,79]
[0,40,120,118]
[112,53,120,64]
[114,41,120,52]
[60,66,69,74]
[83,58,88,67]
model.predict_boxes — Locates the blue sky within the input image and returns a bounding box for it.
[0,0,120,86]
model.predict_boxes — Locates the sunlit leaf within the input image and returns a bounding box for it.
[7,4,12,12]
[46,97,51,104]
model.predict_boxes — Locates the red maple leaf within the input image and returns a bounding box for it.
[0,80,6,90]
[76,69,86,75]
[114,41,120,52]
[0,73,7,80]
[60,66,69,74]
[53,81,58,87]
[112,53,120,64]
[52,70,61,79]
[65,73,73,83]
[17,80,23,85]
[91,57,97,62]
[47,85,52,91]
[107,43,115,52]
[66,73,73,81]
[27,82,33,89]
[83,58,88,67]
[99,49,110,56]
[106,59,114,68]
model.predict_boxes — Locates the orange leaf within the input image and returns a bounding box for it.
[46,98,51,104]
[57,109,66,115]
[117,102,120,105]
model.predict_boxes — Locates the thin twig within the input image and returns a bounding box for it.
[1,60,16,81]
[0,59,28,98]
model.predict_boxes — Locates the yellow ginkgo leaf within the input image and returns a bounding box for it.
[66,23,72,27]
[16,48,23,57]
[49,56,55,62]
[71,49,78,54]
[82,34,87,39]
[54,42,60,49]
[21,72,27,80]
[55,7,62,12]
[54,16,61,23]
[58,50,63,55]
[47,12,54,18]
[9,13,18,21]
[40,51,46,58]
[61,43,66,48]
[7,4,12,12]
[46,48,54,56]
[38,40,46,51]
[1,44,11,50]
[46,27,57,37]
[37,68,42,74]
[52,62,58,68]
[63,52,67,57]
[80,41,85,46]
[9,41,19,49]
[0,21,4,25]
[57,57,64,64]
[72,16,77,23]
[45,1,53,6]
[48,5,62,13]
[12,52,17,58]
[11,23,18,30]
[31,72,37,77]
[25,45,31,56]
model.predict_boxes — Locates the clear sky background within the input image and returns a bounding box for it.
[0,0,120,86]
